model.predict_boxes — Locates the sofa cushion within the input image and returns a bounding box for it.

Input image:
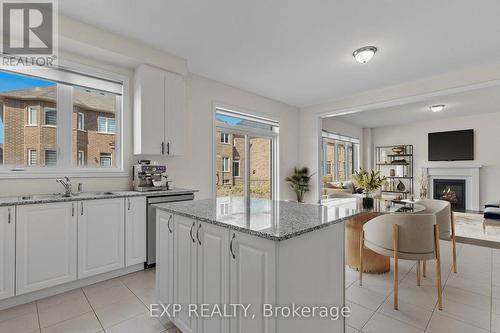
[485,201,500,208]
[484,207,500,220]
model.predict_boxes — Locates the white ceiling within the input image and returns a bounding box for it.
[59,0,500,107]
[335,84,500,128]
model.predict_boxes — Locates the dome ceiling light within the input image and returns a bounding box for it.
[430,104,446,112]
[352,46,378,64]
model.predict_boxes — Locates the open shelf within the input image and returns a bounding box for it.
[376,144,414,199]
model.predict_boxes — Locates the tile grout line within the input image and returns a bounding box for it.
[35,301,42,333]
[81,287,106,332]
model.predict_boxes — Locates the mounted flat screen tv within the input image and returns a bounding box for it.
[428,129,474,161]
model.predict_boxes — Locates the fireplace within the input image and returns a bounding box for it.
[433,179,466,211]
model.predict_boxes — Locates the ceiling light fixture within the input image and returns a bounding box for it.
[429,104,445,112]
[353,46,378,64]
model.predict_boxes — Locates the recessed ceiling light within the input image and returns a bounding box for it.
[353,46,378,64]
[430,104,445,112]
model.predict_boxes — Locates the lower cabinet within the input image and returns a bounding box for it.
[157,212,275,333]
[0,207,15,300]
[16,202,77,295]
[126,196,147,266]
[78,198,125,279]
[229,231,276,333]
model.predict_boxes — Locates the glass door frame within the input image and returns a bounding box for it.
[213,117,279,204]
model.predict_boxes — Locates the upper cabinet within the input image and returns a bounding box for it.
[134,64,186,156]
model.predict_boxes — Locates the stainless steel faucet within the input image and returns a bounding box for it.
[56,177,72,196]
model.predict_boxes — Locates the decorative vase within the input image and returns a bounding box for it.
[397,180,406,192]
[419,187,427,199]
[362,196,374,209]
[392,146,405,155]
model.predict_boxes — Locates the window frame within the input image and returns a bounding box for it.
[322,131,360,182]
[27,149,37,166]
[44,149,57,167]
[0,61,128,178]
[233,159,240,177]
[220,132,230,144]
[77,150,85,166]
[43,107,57,127]
[77,112,85,131]
[222,157,230,173]
[26,106,37,126]
[97,116,116,134]
[99,153,112,167]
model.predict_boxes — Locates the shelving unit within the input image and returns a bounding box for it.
[375,145,414,199]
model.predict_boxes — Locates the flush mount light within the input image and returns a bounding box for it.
[353,46,378,64]
[430,104,446,112]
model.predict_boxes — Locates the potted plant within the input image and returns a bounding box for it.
[352,169,387,209]
[285,167,315,203]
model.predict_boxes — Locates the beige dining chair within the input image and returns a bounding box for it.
[417,199,457,274]
[359,213,443,310]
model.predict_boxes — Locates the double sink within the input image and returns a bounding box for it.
[20,192,116,201]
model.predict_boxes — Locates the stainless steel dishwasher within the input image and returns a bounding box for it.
[146,193,194,267]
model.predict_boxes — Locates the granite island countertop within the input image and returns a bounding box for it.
[154,197,362,241]
[0,188,197,207]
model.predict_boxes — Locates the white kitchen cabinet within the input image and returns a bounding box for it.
[0,207,15,300]
[16,202,77,295]
[125,196,147,266]
[156,211,174,307]
[172,215,197,333]
[134,64,186,156]
[78,198,125,279]
[196,222,230,333]
[229,230,276,333]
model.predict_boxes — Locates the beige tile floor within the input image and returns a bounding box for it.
[346,240,500,333]
[454,212,500,243]
[0,268,180,333]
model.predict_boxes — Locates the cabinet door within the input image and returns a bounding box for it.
[156,210,173,307]
[164,71,186,156]
[125,196,146,266]
[197,222,230,333]
[230,231,276,333]
[134,64,165,155]
[78,198,125,279]
[16,202,77,295]
[172,215,197,333]
[0,207,15,300]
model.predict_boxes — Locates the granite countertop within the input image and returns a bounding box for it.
[154,197,361,241]
[0,188,197,207]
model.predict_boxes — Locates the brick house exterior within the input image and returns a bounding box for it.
[216,131,272,197]
[0,86,116,167]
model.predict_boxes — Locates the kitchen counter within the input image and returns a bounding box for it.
[154,197,360,241]
[0,188,198,207]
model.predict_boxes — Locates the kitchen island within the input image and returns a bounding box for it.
[154,198,360,333]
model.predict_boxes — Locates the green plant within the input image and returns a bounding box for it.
[285,167,315,202]
[352,169,387,197]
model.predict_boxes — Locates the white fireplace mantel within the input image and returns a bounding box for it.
[422,165,481,211]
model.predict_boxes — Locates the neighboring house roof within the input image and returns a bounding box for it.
[0,86,115,114]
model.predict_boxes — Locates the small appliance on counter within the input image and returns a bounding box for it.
[133,161,173,191]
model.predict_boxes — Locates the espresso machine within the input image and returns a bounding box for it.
[133,163,170,191]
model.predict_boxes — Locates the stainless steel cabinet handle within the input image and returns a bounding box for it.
[72,203,74,216]
[190,222,195,243]
[161,142,165,154]
[127,198,131,210]
[167,142,170,155]
[81,202,84,216]
[167,215,173,233]
[8,208,11,224]
[196,224,202,245]
[230,233,236,259]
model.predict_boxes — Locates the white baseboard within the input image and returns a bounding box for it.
[0,263,145,311]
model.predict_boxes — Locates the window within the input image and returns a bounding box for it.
[97,116,115,134]
[222,157,230,172]
[77,112,85,130]
[220,132,230,144]
[0,68,123,174]
[44,107,57,126]
[44,150,57,166]
[233,159,240,177]
[219,202,230,216]
[27,107,37,125]
[27,149,37,166]
[77,151,85,166]
[100,153,112,167]
[215,108,278,201]
[322,131,360,183]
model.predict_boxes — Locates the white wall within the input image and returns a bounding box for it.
[0,16,300,200]
[371,111,500,207]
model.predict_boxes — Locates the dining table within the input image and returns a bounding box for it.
[323,197,426,274]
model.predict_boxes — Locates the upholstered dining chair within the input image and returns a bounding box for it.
[417,199,457,274]
[359,213,443,310]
